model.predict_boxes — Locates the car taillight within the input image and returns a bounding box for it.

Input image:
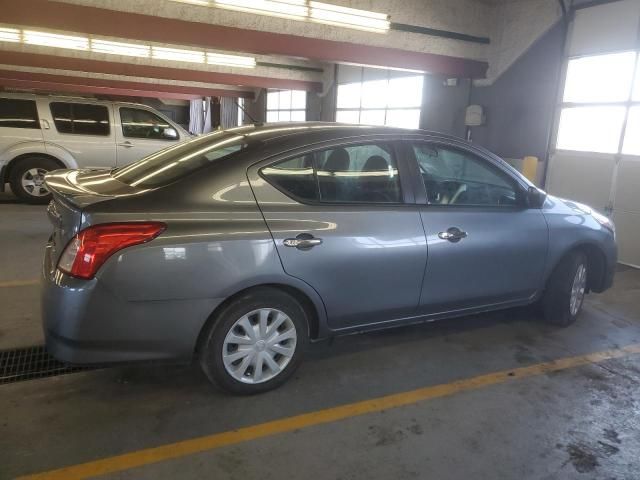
[57,222,166,280]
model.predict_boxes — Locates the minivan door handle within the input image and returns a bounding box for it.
[118,141,134,148]
[283,233,323,250]
[438,227,468,243]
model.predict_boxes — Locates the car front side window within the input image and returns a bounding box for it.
[120,107,178,140]
[413,144,519,207]
[261,143,402,204]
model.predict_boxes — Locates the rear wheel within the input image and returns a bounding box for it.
[9,157,59,204]
[541,251,588,326]
[199,287,308,395]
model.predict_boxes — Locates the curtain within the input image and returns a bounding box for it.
[203,97,213,133]
[188,98,204,135]
[219,97,239,129]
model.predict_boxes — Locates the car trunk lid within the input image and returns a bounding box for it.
[44,168,138,263]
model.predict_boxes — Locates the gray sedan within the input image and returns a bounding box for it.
[42,123,617,394]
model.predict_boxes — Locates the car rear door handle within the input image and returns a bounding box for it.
[118,141,134,148]
[283,234,323,250]
[438,227,468,243]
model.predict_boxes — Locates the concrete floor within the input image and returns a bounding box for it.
[1,191,640,480]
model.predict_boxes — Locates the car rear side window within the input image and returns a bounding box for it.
[120,107,178,140]
[261,143,402,204]
[0,98,39,129]
[50,102,110,136]
[413,144,518,207]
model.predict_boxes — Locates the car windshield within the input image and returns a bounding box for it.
[112,131,248,188]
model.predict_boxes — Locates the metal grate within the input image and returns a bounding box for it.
[0,345,94,385]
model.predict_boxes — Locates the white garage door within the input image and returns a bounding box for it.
[547,0,640,267]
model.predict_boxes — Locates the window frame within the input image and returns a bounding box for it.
[403,140,527,209]
[118,106,180,141]
[335,69,424,129]
[258,137,415,206]
[49,101,111,137]
[265,89,307,123]
[555,50,640,156]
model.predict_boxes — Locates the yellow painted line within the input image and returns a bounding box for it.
[0,279,39,288]
[17,343,640,480]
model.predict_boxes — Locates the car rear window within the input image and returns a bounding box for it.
[0,98,39,129]
[112,131,248,188]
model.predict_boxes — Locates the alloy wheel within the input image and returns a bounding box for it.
[21,168,50,197]
[569,263,587,316]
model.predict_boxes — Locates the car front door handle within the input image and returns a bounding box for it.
[283,234,323,250]
[438,227,468,243]
[118,141,134,148]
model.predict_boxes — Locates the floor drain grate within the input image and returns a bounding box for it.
[0,345,93,385]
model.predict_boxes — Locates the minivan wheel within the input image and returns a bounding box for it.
[199,288,308,395]
[541,251,588,327]
[9,157,59,204]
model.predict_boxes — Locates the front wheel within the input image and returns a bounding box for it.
[199,288,308,395]
[9,157,59,204]
[541,251,588,326]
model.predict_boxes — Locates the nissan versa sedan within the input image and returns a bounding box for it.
[42,123,617,394]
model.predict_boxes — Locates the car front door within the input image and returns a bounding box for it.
[115,106,181,166]
[406,141,549,315]
[248,139,427,331]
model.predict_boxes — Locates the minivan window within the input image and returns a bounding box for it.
[120,107,178,140]
[0,98,39,129]
[261,143,402,203]
[50,102,110,136]
[112,132,247,188]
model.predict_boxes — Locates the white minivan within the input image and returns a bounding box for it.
[0,93,190,203]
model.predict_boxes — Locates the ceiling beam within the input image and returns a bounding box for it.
[0,51,322,91]
[0,69,255,99]
[0,0,488,78]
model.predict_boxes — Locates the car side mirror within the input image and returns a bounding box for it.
[163,127,178,140]
[526,186,547,208]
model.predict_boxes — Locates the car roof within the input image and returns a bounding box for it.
[224,122,463,147]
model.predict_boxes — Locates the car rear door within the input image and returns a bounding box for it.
[115,106,182,166]
[248,138,427,331]
[42,100,116,169]
[404,140,549,315]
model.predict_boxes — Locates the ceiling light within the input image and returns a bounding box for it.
[309,2,390,32]
[215,0,308,20]
[152,46,205,63]
[207,52,256,68]
[0,27,20,43]
[91,39,150,58]
[23,30,89,50]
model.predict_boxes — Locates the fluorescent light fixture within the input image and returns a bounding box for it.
[0,27,20,43]
[91,39,150,58]
[207,52,256,68]
[152,46,205,63]
[23,30,89,50]
[309,2,389,32]
[215,0,308,20]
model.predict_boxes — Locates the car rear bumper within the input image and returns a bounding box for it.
[41,242,221,365]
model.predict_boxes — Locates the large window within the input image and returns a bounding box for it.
[50,102,110,136]
[0,98,39,129]
[266,89,306,122]
[261,143,402,204]
[557,51,640,155]
[336,72,423,129]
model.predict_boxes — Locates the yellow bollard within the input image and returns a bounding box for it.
[522,156,538,184]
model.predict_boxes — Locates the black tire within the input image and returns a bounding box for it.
[541,251,588,326]
[9,156,59,204]
[199,287,309,395]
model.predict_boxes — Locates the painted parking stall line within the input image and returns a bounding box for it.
[16,343,640,480]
